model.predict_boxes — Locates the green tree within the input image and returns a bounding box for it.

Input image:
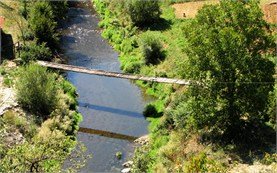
[180,0,275,143]
[15,64,58,117]
[19,42,52,64]
[48,0,68,20]
[126,0,161,27]
[28,1,59,50]
[0,133,88,173]
[139,31,164,65]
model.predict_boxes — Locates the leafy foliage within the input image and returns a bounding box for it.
[140,31,164,65]
[143,104,158,117]
[126,0,161,27]
[28,1,59,50]
[15,64,58,117]
[19,42,52,64]
[0,134,73,173]
[48,1,68,20]
[180,0,275,143]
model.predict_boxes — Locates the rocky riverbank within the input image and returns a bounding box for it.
[121,135,150,173]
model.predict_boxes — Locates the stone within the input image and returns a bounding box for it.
[121,168,131,173]
[122,161,133,168]
[134,135,149,145]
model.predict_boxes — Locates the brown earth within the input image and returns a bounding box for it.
[172,0,219,19]
[0,16,4,28]
[262,2,277,24]
[172,0,277,24]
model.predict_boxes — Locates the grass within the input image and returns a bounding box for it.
[94,1,277,172]
[0,1,26,43]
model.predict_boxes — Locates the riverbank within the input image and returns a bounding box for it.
[0,60,84,172]
[60,1,150,171]
[92,0,277,172]
[0,1,84,171]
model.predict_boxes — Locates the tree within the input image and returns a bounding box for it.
[19,42,52,64]
[0,132,88,173]
[18,0,28,19]
[28,1,58,51]
[139,31,164,65]
[126,0,161,27]
[181,0,275,143]
[48,0,68,20]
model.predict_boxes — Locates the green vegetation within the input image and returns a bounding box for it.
[28,1,59,50]
[15,64,58,117]
[0,1,86,172]
[178,0,275,144]
[1,135,73,172]
[0,62,84,172]
[93,0,276,172]
[19,42,52,65]
[116,151,123,160]
[0,0,67,62]
[139,31,164,65]
[126,0,161,27]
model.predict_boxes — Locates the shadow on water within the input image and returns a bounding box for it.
[79,127,138,141]
[62,2,150,171]
[79,102,144,118]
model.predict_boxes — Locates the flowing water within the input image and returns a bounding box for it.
[61,3,150,172]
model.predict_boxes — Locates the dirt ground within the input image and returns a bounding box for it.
[262,2,277,24]
[172,0,219,19]
[172,0,277,24]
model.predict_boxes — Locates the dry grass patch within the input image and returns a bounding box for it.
[172,0,219,19]
[262,2,277,24]
[0,1,26,42]
[172,0,277,24]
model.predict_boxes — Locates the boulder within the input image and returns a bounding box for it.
[121,168,131,173]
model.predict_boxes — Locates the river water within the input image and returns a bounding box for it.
[61,2,149,172]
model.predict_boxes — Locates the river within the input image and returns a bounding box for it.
[61,2,150,172]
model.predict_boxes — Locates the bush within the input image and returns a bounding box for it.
[28,1,59,50]
[19,42,52,64]
[143,104,158,117]
[48,1,68,20]
[126,0,161,27]
[139,32,164,65]
[15,64,58,117]
[183,152,208,173]
[21,28,35,41]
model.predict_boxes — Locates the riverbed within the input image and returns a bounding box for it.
[61,2,150,172]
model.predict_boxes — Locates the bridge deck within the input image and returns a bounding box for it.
[37,61,191,85]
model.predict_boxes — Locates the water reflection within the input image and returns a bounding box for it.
[79,102,144,118]
[79,127,138,141]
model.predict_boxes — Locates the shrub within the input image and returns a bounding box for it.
[261,153,277,165]
[183,152,208,173]
[15,64,58,117]
[132,146,152,172]
[139,32,164,65]
[28,1,59,50]
[126,0,161,27]
[48,1,68,20]
[21,28,35,41]
[19,42,52,64]
[0,135,74,173]
[18,0,29,19]
[143,104,158,117]
[59,79,77,98]
[3,110,23,126]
